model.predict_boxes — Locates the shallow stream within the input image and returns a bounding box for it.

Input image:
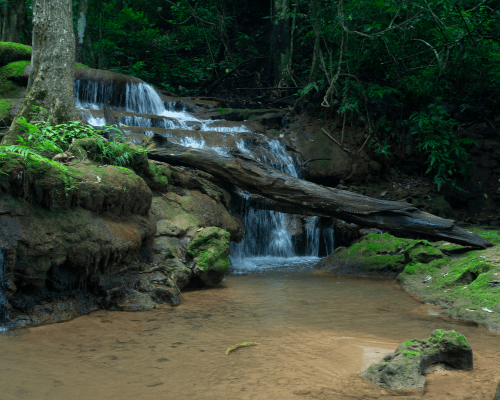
[1,264,499,400]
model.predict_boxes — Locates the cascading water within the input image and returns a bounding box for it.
[229,140,334,271]
[74,77,335,272]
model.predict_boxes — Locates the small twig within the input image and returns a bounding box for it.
[236,87,303,90]
[357,133,372,155]
[322,128,353,154]
[171,278,183,300]
[226,342,260,355]
[340,113,347,143]
[303,158,332,166]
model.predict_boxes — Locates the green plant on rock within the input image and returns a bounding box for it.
[94,127,146,167]
[0,117,64,170]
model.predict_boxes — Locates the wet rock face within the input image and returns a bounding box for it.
[74,67,144,108]
[359,329,473,390]
[0,154,240,328]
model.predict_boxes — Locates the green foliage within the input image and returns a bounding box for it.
[405,100,477,191]
[31,119,96,147]
[94,128,147,167]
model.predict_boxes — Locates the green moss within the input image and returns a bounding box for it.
[0,60,30,79]
[401,257,447,276]
[336,232,412,271]
[75,63,89,68]
[465,227,500,245]
[0,42,32,66]
[0,99,11,126]
[187,227,230,272]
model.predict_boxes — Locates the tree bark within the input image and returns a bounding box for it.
[294,0,321,111]
[75,0,89,64]
[1,0,79,144]
[270,0,291,86]
[148,138,492,249]
[0,0,28,44]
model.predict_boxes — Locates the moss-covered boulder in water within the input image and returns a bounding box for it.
[315,232,412,276]
[359,329,473,390]
[188,227,230,286]
[0,42,31,66]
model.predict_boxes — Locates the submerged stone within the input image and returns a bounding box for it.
[359,329,473,390]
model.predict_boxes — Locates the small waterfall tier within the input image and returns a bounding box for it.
[74,76,335,272]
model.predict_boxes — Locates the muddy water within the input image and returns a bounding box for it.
[1,266,500,400]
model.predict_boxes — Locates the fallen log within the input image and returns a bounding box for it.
[148,138,492,248]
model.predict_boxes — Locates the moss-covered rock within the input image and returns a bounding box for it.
[359,329,473,390]
[495,379,500,400]
[316,228,500,331]
[404,240,444,264]
[188,227,230,272]
[315,232,412,276]
[146,161,171,192]
[0,99,12,127]
[68,137,150,174]
[187,227,230,286]
[0,60,29,98]
[398,233,500,331]
[0,42,31,66]
[0,155,152,215]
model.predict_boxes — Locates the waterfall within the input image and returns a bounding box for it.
[0,248,8,331]
[73,77,335,272]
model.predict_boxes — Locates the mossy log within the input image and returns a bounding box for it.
[148,138,492,249]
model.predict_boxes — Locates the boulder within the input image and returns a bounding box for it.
[404,240,444,264]
[0,42,31,66]
[117,289,157,311]
[359,329,473,390]
[188,227,231,286]
[315,232,412,277]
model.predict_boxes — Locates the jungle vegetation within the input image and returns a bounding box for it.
[1,0,500,189]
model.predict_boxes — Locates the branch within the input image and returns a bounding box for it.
[322,128,353,154]
[163,0,215,25]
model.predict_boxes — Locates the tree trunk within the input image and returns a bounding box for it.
[270,0,291,87]
[147,138,492,249]
[294,0,321,111]
[75,0,89,64]
[0,0,28,43]
[308,0,322,85]
[1,0,79,144]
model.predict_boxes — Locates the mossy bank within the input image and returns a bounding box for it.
[0,137,243,328]
[316,228,500,332]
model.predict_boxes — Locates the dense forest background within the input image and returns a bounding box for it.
[1,0,500,191]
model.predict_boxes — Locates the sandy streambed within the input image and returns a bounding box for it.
[1,267,499,400]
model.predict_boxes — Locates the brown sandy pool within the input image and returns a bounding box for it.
[1,265,499,399]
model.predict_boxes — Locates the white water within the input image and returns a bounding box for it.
[74,78,335,272]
